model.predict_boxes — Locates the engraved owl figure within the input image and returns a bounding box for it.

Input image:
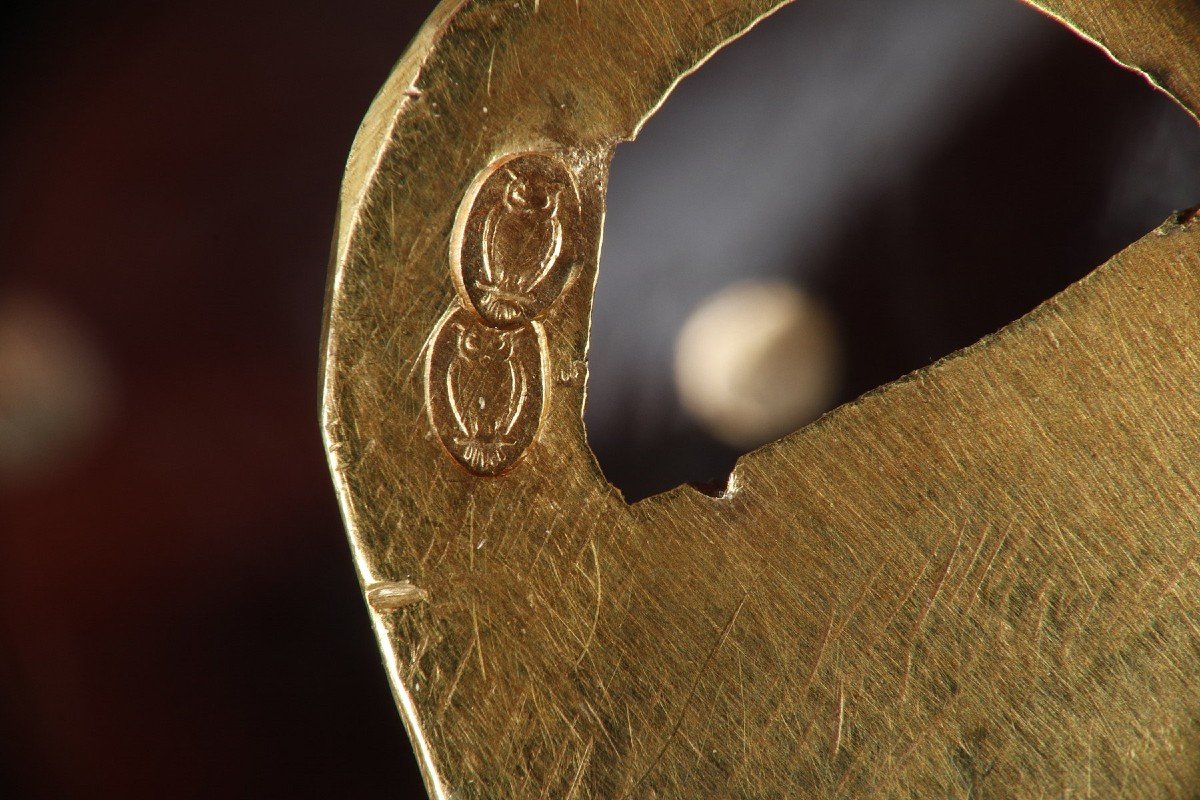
[444,323,530,472]
[475,168,566,324]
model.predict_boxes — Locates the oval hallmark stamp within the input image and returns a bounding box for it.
[451,152,581,327]
[426,305,546,476]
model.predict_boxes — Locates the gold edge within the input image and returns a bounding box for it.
[1017,0,1200,124]
[370,610,452,800]
[626,1,796,142]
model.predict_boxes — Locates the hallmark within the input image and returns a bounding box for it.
[451,152,580,327]
[427,306,545,476]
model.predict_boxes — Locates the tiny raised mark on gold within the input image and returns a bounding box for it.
[367,580,429,611]
[556,360,587,387]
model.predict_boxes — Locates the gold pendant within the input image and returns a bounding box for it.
[321,1,1200,796]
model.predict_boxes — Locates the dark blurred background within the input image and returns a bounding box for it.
[1,0,1197,797]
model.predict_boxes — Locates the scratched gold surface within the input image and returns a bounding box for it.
[320,1,1200,797]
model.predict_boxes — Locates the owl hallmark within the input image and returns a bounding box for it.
[426,306,546,476]
[451,152,582,327]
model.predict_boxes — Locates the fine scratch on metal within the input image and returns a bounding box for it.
[572,538,603,669]
[830,680,845,761]
[899,525,965,703]
[621,594,749,800]
[485,42,498,99]
[564,737,595,800]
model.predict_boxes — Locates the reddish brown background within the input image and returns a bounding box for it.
[0,2,436,796]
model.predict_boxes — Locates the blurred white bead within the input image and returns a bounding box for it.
[674,280,841,449]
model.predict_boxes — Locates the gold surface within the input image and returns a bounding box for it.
[320,1,1200,797]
